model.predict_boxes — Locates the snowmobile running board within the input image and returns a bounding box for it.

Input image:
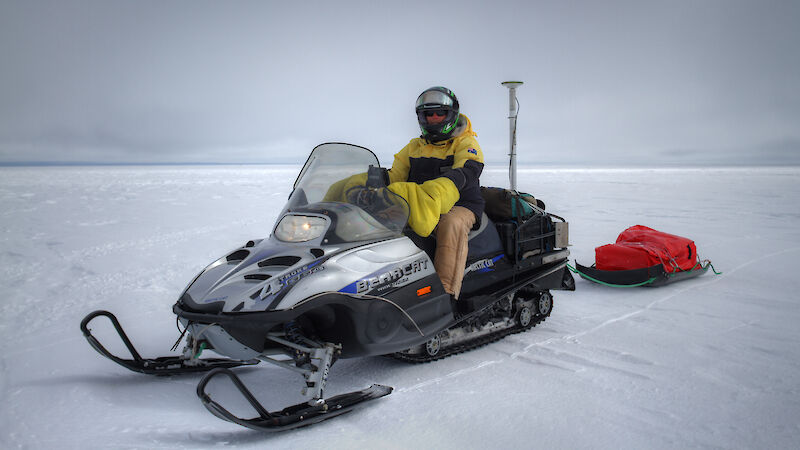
[197,368,392,432]
[80,310,259,375]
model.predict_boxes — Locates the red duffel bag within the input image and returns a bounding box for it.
[595,225,698,273]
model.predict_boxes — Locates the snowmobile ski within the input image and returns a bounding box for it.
[80,310,259,375]
[197,368,392,432]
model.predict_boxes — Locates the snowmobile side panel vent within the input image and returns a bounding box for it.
[257,256,302,268]
[310,248,324,258]
[226,250,250,262]
[244,274,272,281]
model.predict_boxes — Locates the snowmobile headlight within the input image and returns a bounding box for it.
[274,215,327,242]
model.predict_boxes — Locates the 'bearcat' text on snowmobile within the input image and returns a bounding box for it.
[80,142,574,431]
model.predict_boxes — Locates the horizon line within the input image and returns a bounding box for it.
[2,160,799,169]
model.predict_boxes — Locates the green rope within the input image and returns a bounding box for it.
[669,260,722,276]
[706,261,722,275]
[567,263,657,288]
[568,259,722,289]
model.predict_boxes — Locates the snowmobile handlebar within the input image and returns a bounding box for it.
[365,164,389,188]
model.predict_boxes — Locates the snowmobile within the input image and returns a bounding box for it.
[80,142,574,431]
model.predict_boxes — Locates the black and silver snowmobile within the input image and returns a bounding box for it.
[80,142,574,432]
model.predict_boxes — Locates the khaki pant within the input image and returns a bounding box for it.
[434,206,476,299]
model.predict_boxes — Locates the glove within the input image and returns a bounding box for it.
[323,172,369,202]
[345,186,396,213]
[345,186,409,233]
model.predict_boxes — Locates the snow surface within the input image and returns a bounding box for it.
[1,164,799,449]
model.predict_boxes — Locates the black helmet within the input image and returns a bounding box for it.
[415,86,460,142]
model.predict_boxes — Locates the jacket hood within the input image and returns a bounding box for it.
[453,114,477,139]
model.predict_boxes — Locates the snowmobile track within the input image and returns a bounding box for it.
[390,314,548,363]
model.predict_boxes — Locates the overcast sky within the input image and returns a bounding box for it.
[1,0,798,166]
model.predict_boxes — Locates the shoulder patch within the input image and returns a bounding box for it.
[467,148,477,155]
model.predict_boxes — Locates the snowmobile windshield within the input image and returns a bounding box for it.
[281,143,409,242]
[288,143,380,206]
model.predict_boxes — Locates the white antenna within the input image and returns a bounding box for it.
[501,81,523,191]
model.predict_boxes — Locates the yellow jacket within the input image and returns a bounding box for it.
[387,114,485,237]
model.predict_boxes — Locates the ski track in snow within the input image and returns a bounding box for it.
[551,246,800,345]
[2,166,800,449]
[402,245,800,395]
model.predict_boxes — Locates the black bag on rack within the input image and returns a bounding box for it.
[480,187,543,222]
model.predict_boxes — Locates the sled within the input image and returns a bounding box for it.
[574,225,718,287]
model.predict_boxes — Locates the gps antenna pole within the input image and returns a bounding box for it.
[501,81,523,191]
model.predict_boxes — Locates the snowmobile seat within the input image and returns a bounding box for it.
[404,212,503,262]
[467,212,504,260]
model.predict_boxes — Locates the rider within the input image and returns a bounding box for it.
[385,86,485,301]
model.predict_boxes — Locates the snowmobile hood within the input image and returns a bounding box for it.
[178,233,431,314]
[178,201,418,314]
[178,237,331,314]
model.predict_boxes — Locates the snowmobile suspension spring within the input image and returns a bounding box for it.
[284,320,310,362]
[285,320,304,343]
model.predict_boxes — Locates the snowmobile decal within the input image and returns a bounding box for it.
[276,260,324,287]
[257,260,326,309]
[339,257,430,295]
[464,254,504,275]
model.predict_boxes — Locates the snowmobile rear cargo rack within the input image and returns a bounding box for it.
[496,211,568,264]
